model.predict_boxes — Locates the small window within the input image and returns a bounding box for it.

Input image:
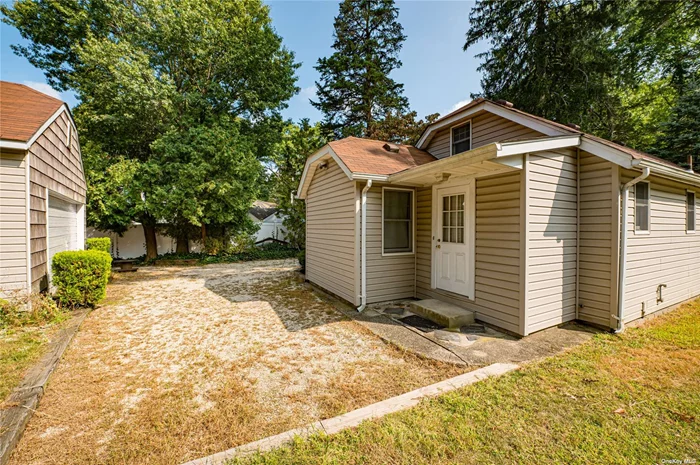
[635,182,650,233]
[451,122,471,155]
[383,189,413,254]
[688,191,696,233]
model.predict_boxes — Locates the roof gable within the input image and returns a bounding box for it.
[0,81,66,143]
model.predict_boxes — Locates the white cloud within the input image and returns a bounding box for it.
[299,85,316,100]
[441,98,470,116]
[23,81,62,99]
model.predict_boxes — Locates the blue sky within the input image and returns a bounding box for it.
[0,0,487,121]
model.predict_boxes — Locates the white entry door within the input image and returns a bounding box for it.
[435,183,474,297]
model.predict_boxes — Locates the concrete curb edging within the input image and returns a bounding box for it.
[182,362,519,465]
[0,308,90,465]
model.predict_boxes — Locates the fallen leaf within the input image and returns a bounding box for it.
[614,408,626,415]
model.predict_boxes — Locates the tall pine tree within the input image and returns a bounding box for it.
[312,0,409,140]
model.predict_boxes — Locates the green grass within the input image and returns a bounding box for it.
[0,328,52,401]
[232,300,700,465]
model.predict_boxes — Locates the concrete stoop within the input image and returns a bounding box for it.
[409,299,474,329]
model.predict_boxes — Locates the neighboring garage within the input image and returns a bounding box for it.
[0,81,86,296]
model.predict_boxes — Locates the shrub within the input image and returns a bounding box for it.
[52,250,112,307]
[298,250,306,273]
[86,237,111,254]
[0,292,66,328]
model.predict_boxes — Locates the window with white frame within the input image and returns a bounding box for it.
[688,191,696,233]
[383,189,413,254]
[635,181,650,233]
[451,122,471,155]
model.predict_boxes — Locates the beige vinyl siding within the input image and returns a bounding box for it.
[426,112,543,159]
[526,149,578,333]
[577,151,615,328]
[0,152,28,293]
[622,171,700,322]
[305,159,357,305]
[416,172,522,334]
[364,185,415,303]
[28,112,86,290]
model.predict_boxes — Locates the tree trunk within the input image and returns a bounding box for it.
[142,221,158,260]
[176,234,190,255]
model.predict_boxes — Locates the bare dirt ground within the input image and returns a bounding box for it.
[10,259,465,465]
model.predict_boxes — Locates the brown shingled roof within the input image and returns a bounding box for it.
[328,136,436,175]
[0,81,65,142]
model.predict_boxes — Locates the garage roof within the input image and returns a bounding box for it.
[0,81,65,142]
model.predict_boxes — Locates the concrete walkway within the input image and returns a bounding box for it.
[181,362,519,465]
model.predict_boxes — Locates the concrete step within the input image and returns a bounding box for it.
[409,299,475,329]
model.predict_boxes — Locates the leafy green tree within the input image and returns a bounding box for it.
[3,0,298,259]
[313,0,410,140]
[655,81,700,167]
[270,120,326,250]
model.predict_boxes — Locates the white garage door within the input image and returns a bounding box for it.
[48,195,79,269]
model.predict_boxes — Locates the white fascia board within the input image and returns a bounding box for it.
[296,145,354,199]
[0,139,28,150]
[495,135,581,157]
[416,101,571,149]
[638,159,700,187]
[579,138,636,169]
[0,105,70,151]
[351,173,389,182]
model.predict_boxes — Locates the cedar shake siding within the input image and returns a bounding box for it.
[305,159,358,305]
[416,171,522,334]
[425,112,543,160]
[525,149,578,333]
[0,152,28,292]
[28,111,86,291]
[363,184,415,303]
[621,171,700,323]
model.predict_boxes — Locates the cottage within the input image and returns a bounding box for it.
[297,98,700,336]
[0,81,86,295]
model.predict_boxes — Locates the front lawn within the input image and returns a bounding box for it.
[234,299,700,465]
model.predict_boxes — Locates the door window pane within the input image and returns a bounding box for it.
[441,193,466,244]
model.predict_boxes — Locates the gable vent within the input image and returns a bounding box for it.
[495,99,514,108]
[383,142,400,153]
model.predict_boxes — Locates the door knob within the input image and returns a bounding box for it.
[436,244,441,249]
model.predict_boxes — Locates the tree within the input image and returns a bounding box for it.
[3,0,298,259]
[655,80,700,167]
[270,120,326,249]
[312,0,409,140]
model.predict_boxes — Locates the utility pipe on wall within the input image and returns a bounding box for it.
[616,165,650,333]
[357,179,372,312]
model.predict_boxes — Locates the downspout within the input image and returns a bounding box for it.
[616,165,650,333]
[357,179,372,312]
[575,148,581,320]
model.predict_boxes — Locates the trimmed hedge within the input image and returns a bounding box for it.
[52,250,112,307]
[86,237,111,254]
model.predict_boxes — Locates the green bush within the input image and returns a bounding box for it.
[298,250,306,273]
[86,237,111,254]
[52,250,112,307]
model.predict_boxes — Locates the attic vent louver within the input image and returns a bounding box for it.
[495,99,514,108]
[565,123,581,130]
[383,142,400,153]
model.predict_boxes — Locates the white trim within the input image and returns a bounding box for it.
[381,187,415,256]
[579,137,637,169]
[633,180,651,235]
[449,120,472,156]
[352,173,390,182]
[25,151,32,293]
[297,145,355,199]
[519,154,529,336]
[416,100,570,148]
[45,187,51,286]
[638,159,700,188]
[687,190,696,234]
[496,135,580,156]
[0,105,68,151]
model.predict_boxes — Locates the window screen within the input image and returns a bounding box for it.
[688,191,696,232]
[383,190,413,253]
[451,123,471,155]
[635,182,650,232]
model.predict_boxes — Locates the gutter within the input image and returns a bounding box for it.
[615,164,650,332]
[357,179,372,312]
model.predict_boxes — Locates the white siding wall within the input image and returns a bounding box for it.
[305,159,357,305]
[526,149,578,333]
[0,152,28,294]
[364,185,415,303]
[577,152,616,328]
[622,171,700,322]
[416,171,522,334]
[426,112,543,159]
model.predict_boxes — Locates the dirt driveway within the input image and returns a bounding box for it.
[10,259,464,465]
